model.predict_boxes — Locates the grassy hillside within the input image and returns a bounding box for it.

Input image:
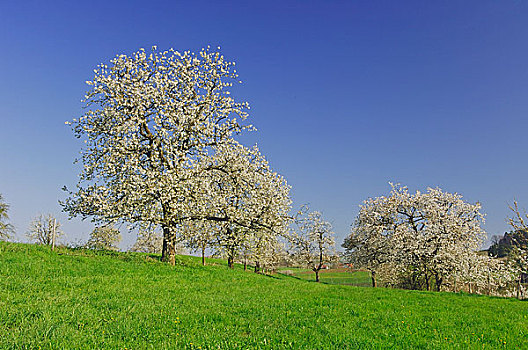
[277,267,372,286]
[1,242,527,349]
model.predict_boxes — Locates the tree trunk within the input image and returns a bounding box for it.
[317,243,324,283]
[371,270,377,288]
[227,245,235,269]
[161,226,176,266]
[517,274,522,300]
[201,246,205,266]
[435,274,442,292]
[226,228,235,269]
[487,270,491,296]
[254,261,260,273]
[243,257,247,271]
[51,218,56,251]
[410,272,417,290]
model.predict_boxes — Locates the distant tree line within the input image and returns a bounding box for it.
[488,230,528,258]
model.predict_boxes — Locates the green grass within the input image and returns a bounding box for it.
[277,267,372,286]
[1,242,528,349]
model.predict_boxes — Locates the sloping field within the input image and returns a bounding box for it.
[277,267,372,286]
[0,242,527,349]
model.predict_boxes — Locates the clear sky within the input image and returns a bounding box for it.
[1,0,527,249]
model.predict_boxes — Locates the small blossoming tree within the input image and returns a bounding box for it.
[291,207,335,282]
[26,214,64,249]
[0,194,14,241]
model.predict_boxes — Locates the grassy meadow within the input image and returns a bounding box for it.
[277,267,372,287]
[1,242,527,349]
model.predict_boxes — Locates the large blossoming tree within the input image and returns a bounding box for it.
[344,184,486,291]
[62,46,251,265]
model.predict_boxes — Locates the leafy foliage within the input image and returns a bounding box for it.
[488,230,528,258]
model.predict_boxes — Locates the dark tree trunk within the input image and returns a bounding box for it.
[201,246,205,266]
[434,273,442,292]
[244,258,247,271]
[161,226,176,266]
[317,244,323,283]
[518,274,522,299]
[227,245,235,269]
[254,261,260,273]
[226,228,235,269]
[314,268,320,282]
[371,270,377,288]
[487,270,491,295]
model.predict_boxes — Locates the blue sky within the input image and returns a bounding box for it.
[1,0,527,249]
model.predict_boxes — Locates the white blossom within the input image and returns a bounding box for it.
[0,194,14,241]
[290,207,335,282]
[63,46,292,266]
[344,184,486,291]
[86,226,121,251]
[26,214,64,248]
